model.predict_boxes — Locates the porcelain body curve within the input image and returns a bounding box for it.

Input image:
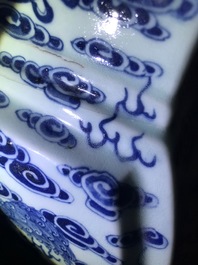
[0,1,198,265]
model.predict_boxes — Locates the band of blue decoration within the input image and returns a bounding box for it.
[58,165,159,221]
[0,4,63,50]
[0,51,106,109]
[0,130,74,203]
[0,181,169,264]
[71,38,163,78]
[16,109,77,149]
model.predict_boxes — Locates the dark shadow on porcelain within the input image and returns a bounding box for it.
[118,173,144,265]
[167,43,198,265]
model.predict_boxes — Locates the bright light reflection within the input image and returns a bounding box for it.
[62,108,81,121]
[97,11,120,36]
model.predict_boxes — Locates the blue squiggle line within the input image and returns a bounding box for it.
[80,80,156,167]
[80,118,156,167]
[115,78,156,120]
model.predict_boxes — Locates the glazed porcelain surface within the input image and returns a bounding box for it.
[0,1,198,265]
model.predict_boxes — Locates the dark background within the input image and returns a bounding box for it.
[0,46,197,265]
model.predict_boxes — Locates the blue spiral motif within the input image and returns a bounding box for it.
[7,0,54,23]
[58,165,158,221]
[0,4,63,50]
[0,130,73,203]
[0,182,21,201]
[0,198,86,265]
[107,228,168,249]
[42,210,122,265]
[0,91,10,108]
[72,38,163,78]
[60,0,198,40]
[16,109,77,149]
[0,52,105,109]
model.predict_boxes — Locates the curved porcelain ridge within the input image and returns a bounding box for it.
[0,1,197,265]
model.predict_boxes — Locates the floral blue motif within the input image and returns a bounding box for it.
[61,0,198,40]
[0,91,10,108]
[71,38,163,78]
[0,4,63,50]
[0,130,73,203]
[7,0,54,23]
[58,165,159,221]
[16,109,77,149]
[0,51,105,109]
[107,228,168,249]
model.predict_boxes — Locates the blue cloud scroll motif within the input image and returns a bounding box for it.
[0,184,168,265]
[58,165,159,221]
[0,51,105,109]
[42,210,122,265]
[0,199,86,265]
[107,228,168,250]
[7,0,54,23]
[0,4,63,50]
[0,130,73,203]
[61,0,198,40]
[16,109,77,149]
[0,181,21,201]
[72,38,163,78]
[0,91,10,108]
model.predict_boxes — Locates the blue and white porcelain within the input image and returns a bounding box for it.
[0,1,197,265]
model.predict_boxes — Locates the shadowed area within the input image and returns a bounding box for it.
[168,44,198,265]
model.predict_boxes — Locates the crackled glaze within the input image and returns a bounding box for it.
[0,1,197,265]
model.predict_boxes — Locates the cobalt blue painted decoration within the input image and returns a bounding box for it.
[7,0,54,23]
[72,38,163,78]
[0,51,105,109]
[80,121,156,166]
[0,184,168,264]
[0,181,21,201]
[107,228,168,249]
[0,91,10,108]
[42,210,122,265]
[58,165,158,221]
[16,109,77,149]
[0,199,85,265]
[0,4,62,50]
[79,86,157,166]
[61,0,198,40]
[0,130,74,203]
[120,82,156,120]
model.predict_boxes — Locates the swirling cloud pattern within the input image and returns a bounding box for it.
[107,228,168,249]
[72,38,163,78]
[60,0,198,40]
[42,210,122,265]
[0,4,63,50]
[58,165,159,221]
[16,109,77,149]
[0,51,106,109]
[0,199,84,265]
[0,181,21,201]
[0,130,73,203]
[7,0,54,23]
